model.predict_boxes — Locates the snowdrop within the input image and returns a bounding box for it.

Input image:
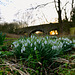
[30,43,33,47]
[44,40,47,44]
[73,40,75,43]
[70,41,72,43]
[34,42,36,45]
[59,37,61,40]
[64,45,66,47]
[38,41,41,44]
[37,39,39,42]
[12,36,73,55]
[31,35,33,38]
[21,50,23,53]
[34,47,36,50]
[13,41,17,45]
[25,43,27,46]
[11,45,13,48]
[52,46,57,50]
[42,43,44,46]
[46,36,48,39]
[21,47,25,53]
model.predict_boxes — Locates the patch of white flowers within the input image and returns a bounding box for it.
[11,36,74,53]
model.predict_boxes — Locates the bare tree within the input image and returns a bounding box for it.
[54,0,70,23]
[54,0,62,23]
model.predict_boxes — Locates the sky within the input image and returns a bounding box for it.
[0,0,75,26]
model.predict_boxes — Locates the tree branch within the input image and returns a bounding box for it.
[27,1,54,10]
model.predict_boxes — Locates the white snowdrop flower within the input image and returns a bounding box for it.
[46,36,48,39]
[70,41,72,43]
[21,47,25,53]
[45,40,47,44]
[67,43,70,45]
[62,37,64,40]
[14,45,17,48]
[66,38,69,41]
[66,42,68,44]
[52,46,57,50]
[64,45,66,47]
[30,43,33,47]
[59,38,61,40]
[22,47,25,51]
[31,35,32,38]
[11,45,13,47]
[21,50,23,53]
[13,41,17,45]
[37,39,39,42]
[27,39,29,42]
[34,47,36,50]
[22,44,25,47]
[28,40,30,44]
[38,41,40,44]
[34,42,36,45]
[59,43,63,48]
[73,40,75,43]
[25,43,27,46]
[42,43,44,46]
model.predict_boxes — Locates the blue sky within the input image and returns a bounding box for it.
[0,0,75,25]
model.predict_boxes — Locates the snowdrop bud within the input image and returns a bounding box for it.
[31,43,33,47]
[21,50,23,53]
[14,45,17,47]
[46,36,48,39]
[22,44,25,47]
[38,41,40,44]
[23,47,25,51]
[64,45,66,47]
[37,39,39,42]
[11,45,13,47]
[52,46,57,50]
[45,41,47,44]
[70,41,72,43]
[25,43,27,46]
[31,35,32,38]
[27,39,29,42]
[34,42,36,45]
[28,40,30,44]
[42,43,44,46]
[34,47,36,50]
[59,38,61,40]
[13,41,17,45]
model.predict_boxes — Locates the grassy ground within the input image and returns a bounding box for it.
[0,34,75,75]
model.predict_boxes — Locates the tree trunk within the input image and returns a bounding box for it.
[72,0,74,9]
[58,0,62,23]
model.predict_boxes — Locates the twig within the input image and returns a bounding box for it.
[48,62,55,69]
[3,60,30,75]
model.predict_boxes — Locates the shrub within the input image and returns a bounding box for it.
[11,36,73,67]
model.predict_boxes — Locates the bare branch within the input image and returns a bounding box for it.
[62,1,69,10]
[27,1,54,10]
[72,0,74,9]
[54,0,58,12]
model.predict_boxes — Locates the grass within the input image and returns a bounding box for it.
[0,35,75,75]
